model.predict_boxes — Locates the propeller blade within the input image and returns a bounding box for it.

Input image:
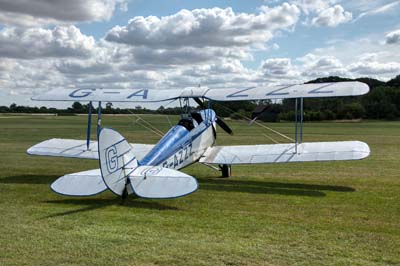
[216,117,233,135]
[194,97,233,135]
[193,97,205,108]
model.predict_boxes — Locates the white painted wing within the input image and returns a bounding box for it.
[32,88,183,102]
[50,169,107,196]
[31,82,369,103]
[129,166,198,199]
[27,138,154,161]
[203,82,369,101]
[200,141,370,164]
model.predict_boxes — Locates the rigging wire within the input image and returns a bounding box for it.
[125,99,178,138]
[213,102,295,143]
[124,110,164,138]
[262,133,280,144]
[130,116,164,138]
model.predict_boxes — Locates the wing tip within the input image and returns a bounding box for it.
[353,81,370,96]
[353,141,371,159]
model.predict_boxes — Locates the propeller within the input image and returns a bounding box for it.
[193,98,233,135]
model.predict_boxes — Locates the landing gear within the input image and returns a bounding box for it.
[220,164,231,178]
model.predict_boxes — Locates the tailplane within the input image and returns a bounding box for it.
[98,128,198,198]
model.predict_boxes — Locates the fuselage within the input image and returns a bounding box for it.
[139,109,216,170]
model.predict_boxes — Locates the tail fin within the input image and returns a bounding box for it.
[98,128,138,196]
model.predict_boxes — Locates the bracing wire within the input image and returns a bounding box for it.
[125,99,178,138]
[262,134,280,144]
[213,102,295,143]
[124,110,164,138]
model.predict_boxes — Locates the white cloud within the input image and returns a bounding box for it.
[311,5,352,27]
[0,26,95,59]
[294,0,337,14]
[386,29,400,44]
[261,58,301,80]
[1,2,400,107]
[0,0,127,26]
[348,61,400,75]
[105,4,300,48]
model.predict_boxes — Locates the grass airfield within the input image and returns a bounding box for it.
[0,114,399,266]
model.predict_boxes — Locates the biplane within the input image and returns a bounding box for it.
[28,82,370,199]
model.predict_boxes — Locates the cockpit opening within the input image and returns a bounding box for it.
[178,118,195,131]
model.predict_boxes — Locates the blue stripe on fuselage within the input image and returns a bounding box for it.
[139,121,212,166]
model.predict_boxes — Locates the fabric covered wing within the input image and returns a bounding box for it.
[50,169,107,196]
[32,88,183,102]
[31,82,369,103]
[200,141,370,164]
[27,138,154,161]
[129,166,198,199]
[204,82,369,101]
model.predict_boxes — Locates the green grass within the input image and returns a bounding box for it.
[0,115,399,266]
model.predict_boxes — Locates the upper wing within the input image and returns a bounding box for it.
[199,141,370,165]
[203,82,369,101]
[31,82,369,102]
[27,138,154,161]
[32,88,183,102]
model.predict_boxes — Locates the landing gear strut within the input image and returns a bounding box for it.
[219,164,231,178]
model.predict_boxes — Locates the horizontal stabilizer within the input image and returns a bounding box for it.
[31,82,369,103]
[50,169,107,196]
[27,138,154,160]
[200,141,370,165]
[129,166,198,199]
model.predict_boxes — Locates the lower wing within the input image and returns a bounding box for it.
[27,138,154,161]
[199,141,370,164]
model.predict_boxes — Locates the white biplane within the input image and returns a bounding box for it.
[28,82,371,199]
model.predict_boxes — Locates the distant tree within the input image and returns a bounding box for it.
[157,106,165,114]
[9,103,17,111]
[337,102,366,119]
[72,102,83,113]
[387,75,400,87]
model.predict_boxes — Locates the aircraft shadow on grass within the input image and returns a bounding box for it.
[0,174,56,184]
[2,174,356,217]
[197,178,355,197]
[42,198,180,218]
[1,174,355,198]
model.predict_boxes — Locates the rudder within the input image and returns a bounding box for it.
[98,128,138,196]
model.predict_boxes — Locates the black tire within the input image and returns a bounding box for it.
[221,164,231,178]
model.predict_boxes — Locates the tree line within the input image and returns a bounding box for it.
[220,75,400,122]
[1,75,399,121]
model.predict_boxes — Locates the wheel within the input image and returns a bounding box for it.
[220,164,231,178]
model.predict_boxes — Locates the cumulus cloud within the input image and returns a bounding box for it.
[386,29,400,44]
[348,61,400,75]
[105,4,300,48]
[311,5,352,27]
[0,0,127,26]
[0,26,95,59]
[56,60,113,75]
[294,0,337,14]
[1,2,400,106]
[261,58,301,79]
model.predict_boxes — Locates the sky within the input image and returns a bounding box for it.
[0,0,399,107]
